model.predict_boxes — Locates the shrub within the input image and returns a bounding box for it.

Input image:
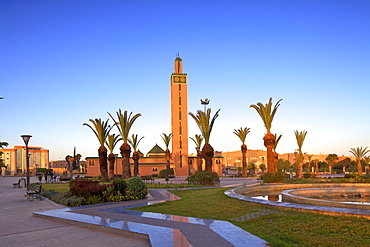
[159,168,174,178]
[113,178,127,196]
[125,176,148,200]
[261,171,286,183]
[41,190,86,207]
[303,173,312,179]
[186,171,220,186]
[70,180,108,198]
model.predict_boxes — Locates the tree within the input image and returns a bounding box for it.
[106,133,122,180]
[325,154,338,174]
[364,156,370,175]
[0,141,9,148]
[108,109,141,179]
[307,154,313,173]
[250,98,282,173]
[128,134,144,177]
[349,146,370,175]
[277,159,291,171]
[161,133,172,177]
[189,108,220,173]
[233,127,251,177]
[190,134,204,171]
[273,134,282,166]
[83,118,112,181]
[0,141,8,175]
[294,130,307,179]
[65,155,73,177]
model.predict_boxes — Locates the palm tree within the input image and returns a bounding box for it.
[83,118,112,181]
[190,134,204,171]
[364,156,370,175]
[0,141,9,148]
[65,155,73,178]
[307,154,313,173]
[325,154,338,174]
[250,98,282,173]
[349,146,370,175]
[189,108,220,173]
[294,130,307,179]
[108,109,141,179]
[161,133,173,177]
[128,134,144,177]
[273,134,282,167]
[233,127,251,177]
[106,133,122,180]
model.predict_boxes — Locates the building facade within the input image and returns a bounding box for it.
[1,146,49,176]
[170,56,189,176]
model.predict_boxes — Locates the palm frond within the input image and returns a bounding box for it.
[233,127,251,144]
[106,133,122,153]
[294,130,307,151]
[349,146,370,159]
[189,108,220,144]
[128,134,144,152]
[273,134,282,151]
[161,133,172,149]
[108,109,141,142]
[83,118,111,146]
[250,98,282,133]
[190,134,204,148]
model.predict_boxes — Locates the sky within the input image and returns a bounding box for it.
[1,0,370,161]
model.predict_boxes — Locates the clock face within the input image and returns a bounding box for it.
[180,77,186,83]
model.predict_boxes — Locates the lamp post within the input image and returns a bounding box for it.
[21,135,32,190]
[200,98,210,112]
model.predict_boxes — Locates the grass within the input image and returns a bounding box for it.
[134,188,370,247]
[41,183,69,192]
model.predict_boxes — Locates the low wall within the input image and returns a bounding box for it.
[282,187,370,210]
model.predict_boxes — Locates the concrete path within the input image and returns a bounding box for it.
[0,176,149,247]
[0,176,267,247]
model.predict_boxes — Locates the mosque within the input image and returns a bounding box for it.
[85,56,224,177]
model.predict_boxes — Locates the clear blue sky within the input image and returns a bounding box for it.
[1,0,369,160]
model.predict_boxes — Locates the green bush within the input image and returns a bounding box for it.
[159,169,174,178]
[41,190,86,207]
[125,176,148,200]
[261,171,286,183]
[186,171,220,186]
[113,178,127,196]
[303,173,312,179]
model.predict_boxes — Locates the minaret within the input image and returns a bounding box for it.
[170,56,189,176]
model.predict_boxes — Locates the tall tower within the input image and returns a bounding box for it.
[170,56,189,176]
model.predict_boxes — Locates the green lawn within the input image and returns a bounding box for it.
[134,188,370,247]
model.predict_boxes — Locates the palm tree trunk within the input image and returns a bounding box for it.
[202,143,214,173]
[165,149,170,170]
[120,142,131,179]
[315,160,319,176]
[133,151,139,176]
[263,133,276,173]
[98,146,108,182]
[357,160,363,175]
[108,153,115,180]
[273,152,279,170]
[197,150,202,171]
[241,144,247,177]
[296,152,303,179]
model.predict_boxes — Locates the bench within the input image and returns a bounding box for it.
[141,175,155,183]
[26,185,42,201]
[13,179,23,188]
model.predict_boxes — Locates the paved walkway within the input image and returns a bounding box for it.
[0,176,267,247]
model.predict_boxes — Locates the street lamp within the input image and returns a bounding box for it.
[21,135,32,190]
[200,98,210,112]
